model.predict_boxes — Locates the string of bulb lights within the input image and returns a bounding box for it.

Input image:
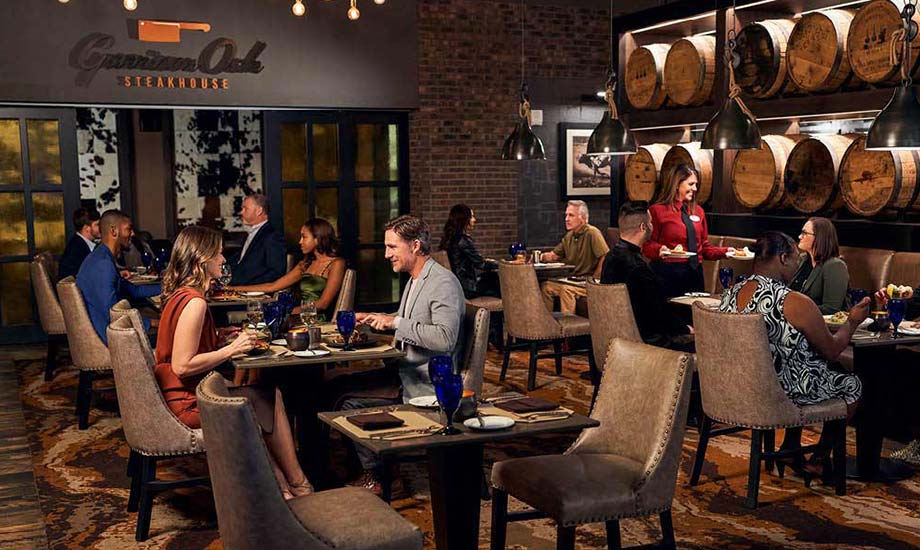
[56,0,384,20]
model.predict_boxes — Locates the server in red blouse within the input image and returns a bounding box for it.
[642,163,732,297]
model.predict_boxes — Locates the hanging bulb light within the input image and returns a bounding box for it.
[701,5,761,150]
[501,0,545,160]
[587,0,637,156]
[867,0,920,150]
[292,0,306,16]
[347,0,360,20]
[374,0,385,4]
[58,0,70,4]
[123,0,138,11]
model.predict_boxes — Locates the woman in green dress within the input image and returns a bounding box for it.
[790,217,849,314]
[230,218,345,321]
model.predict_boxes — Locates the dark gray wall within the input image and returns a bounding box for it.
[519,77,610,248]
[0,0,417,109]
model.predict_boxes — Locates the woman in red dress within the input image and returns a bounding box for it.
[643,163,732,297]
[154,225,312,500]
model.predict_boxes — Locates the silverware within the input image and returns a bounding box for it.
[340,406,399,418]
[483,394,525,405]
[369,426,440,440]
[523,410,570,421]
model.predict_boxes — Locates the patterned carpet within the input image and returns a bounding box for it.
[10,344,920,549]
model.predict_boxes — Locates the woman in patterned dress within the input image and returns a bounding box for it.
[720,231,868,468]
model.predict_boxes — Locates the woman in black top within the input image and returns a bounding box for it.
[439,204,490,298]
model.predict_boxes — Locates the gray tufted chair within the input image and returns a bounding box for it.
[691,303,848,508]
[31,254,67,380]
[497,261,597,392]
[107,309,209,541]
[490,338,694,550]
[197,372,423,550]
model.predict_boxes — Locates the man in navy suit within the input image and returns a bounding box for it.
[58,207,101,281]
[228,193,286,285]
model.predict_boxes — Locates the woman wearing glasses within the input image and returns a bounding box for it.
[791,217,848,314]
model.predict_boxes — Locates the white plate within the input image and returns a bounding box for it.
[292,349,331,357]
[463,416,515,431]
[271,339,288,346]
[661,250,697,257]
[897,323,920,335]
[684,292,711,298]
[823,316,872,330]
[534,262,567,268]
[241,291,266,297]
[408,395,439,408]
[725,251,755,260]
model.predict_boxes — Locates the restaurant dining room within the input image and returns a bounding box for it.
[3,0,920,548]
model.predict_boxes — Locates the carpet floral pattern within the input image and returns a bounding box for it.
[13,346,920,549]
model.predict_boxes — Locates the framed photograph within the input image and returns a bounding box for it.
[558,122,612,199]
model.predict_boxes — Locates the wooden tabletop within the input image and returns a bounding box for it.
[849,330,920,348]
[319,403,598,456]
[231,334,405,369]
[148,293,274,310]
[548,276,589,289]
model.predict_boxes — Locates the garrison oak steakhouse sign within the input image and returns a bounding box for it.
[68,19,266,91]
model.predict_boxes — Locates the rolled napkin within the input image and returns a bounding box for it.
[495,396,559,414]
[346,412,405,431]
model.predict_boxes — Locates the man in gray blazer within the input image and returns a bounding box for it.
[346,215,465,495]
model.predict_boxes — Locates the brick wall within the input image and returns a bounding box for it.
[411,0,610,256]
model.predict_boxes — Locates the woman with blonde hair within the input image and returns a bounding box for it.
[643,163,731,297]
[155,226,312,499]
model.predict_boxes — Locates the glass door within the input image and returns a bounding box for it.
[264,111,409,310]
[0,108,79,342]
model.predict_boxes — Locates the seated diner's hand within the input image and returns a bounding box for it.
[217,326,241,339]
[875,288,888,308]
[226,332,255,355]
[540,251,558,262]
[847,297,871,327]
[361,313,398,331]
[120,269,131,279]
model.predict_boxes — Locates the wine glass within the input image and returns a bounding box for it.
[718,267,734,291]
[889,298,906,338]
[429,355,462,435]
[218,263,232,287]
[246,299,264,328]
[336,310,356,351]
[301,300,318,327]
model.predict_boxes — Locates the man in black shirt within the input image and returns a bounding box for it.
[600,201,693,351]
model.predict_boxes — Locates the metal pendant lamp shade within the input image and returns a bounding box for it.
[701,95,762,150]
[502,117,546,160]
[587,109,637,156]
[866,85,920,150]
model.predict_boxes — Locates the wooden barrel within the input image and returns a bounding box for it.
[731,134,804,210]
[787,9,856,92]
[625,143,670,201]
[663,36,716,106]
[736,19,797,98]
[847,0,920,84]
[660,142,713,204]
[839,135,920,216]
[785,134,858,214]
[625,44,670,110]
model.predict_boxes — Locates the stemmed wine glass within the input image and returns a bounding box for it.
[429,355,463,435]
[246,299,264,327]
[336,310,356,351]
[889,298,907,338]
[217,263,232,287]
[718,267,734,291]
[301,300,318,327]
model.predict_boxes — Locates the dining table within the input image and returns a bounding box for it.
[319,397,598,550]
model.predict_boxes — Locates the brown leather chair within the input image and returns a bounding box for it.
[431,250,451,270]
[840,246,894,292]
[31,254,67,381]
[107,311,208,541]
[497,261,596,391]
[690,303,848,508]
[332,268,357,317]
[490,339,694,550]
[196,372,423,550]
[56,276,113,429]
[887,252,920,289]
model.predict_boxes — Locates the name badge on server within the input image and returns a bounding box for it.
[689,215,701,223]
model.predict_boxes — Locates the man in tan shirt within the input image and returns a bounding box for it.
[540,200,609,313]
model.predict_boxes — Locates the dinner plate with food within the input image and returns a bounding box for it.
[325,332,376,349]
[210,289,241,301]
[240,291,266,297]
[725,247,755,260]
[660,245,696,258]
[897,320,920,335]
[823,312,871,331]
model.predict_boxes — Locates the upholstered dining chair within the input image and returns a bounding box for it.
[197,372,423,550]
[56,276,113,429]
[585,281,643,408]
[466,295,504,350]
[31,254,68,381]
[431,250,451,270]
[490,339,694,550]
[690,302,848,509]
[332,268,356,318]
[107,311,208,541]
[497,261,597,392]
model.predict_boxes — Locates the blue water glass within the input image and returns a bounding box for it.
[277,291,295,314]
[336,310,356,351]
[735,274,747,285]
[889,298,906,338]
[848,288,868,308]
[428,354,454,385]
[719,267,734,290]
[262,302,283,339]
[433,372,464,435]
[153,250,169,273]
[140,248,153,268]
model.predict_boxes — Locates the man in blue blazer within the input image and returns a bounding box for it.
[58,207,100,281]
[228,193,286,285]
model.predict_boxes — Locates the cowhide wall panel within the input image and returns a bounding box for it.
[76,108,121,211]
[173,110,263,231]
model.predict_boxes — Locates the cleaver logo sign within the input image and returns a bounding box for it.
[67,19,266,91]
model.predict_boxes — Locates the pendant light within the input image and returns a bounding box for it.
[501,0,545,160]
[587,0,637,156]
[701,1,761,150]
[866,0,920,150]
